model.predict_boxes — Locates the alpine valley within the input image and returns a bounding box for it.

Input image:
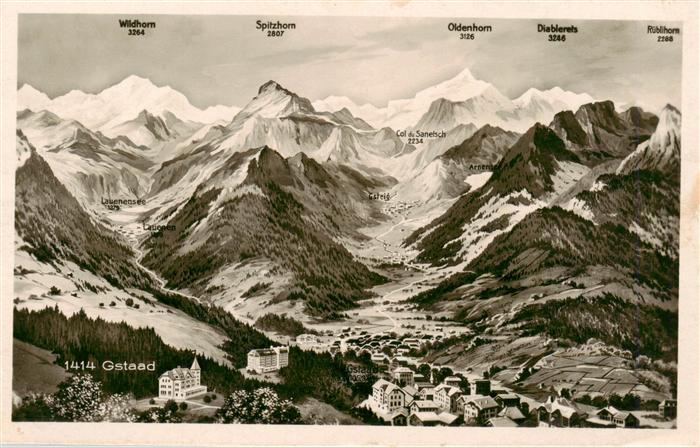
[13,68,680,425]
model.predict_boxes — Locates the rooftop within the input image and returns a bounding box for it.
[489,416,519,427]
[499,406,525,421]
[467,396,499,410]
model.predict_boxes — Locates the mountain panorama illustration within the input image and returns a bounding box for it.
[13,67,680,427]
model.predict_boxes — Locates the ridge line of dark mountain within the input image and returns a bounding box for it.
[141,144,388,318]
[15,131,152,290]
[405,97,668,263]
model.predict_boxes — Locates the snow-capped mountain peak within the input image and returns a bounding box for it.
[15,77,241,133]
[103,74,158,94]
[17,84,52,112]
[513,87,594,111]
[383,68,502,131]
[412,67,490,104]
[314,70,598,134]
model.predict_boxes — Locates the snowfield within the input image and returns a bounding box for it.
[13,238,232,366]
[457,190,545,264]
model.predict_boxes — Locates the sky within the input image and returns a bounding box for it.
[18,14,682,111]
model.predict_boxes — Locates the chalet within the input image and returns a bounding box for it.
[158,357,207,401]
[417,384,435,401]
[368,404,408,426]
[464,396,499,423]
[246,346,289,373]
[409,399,440,414]
[388,408,409,426]
[409,411,459,426]
[434,384,463,414]
[498,406,526,424]
[586,406,617,428]
[495,393,521,408]
[659,399,677,419]
[587,406,639,428]
[612,410,639,428]
[535,396,587,427]
[408,397,460,427]
[372,379,408,413]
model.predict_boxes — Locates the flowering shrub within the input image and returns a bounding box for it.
[136,404,182,423]
[52,374,103,421]
[97,393,136,422]
[13,374,136,422]
[216,387,300,424]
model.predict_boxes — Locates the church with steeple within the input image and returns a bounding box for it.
[158,357,208,401]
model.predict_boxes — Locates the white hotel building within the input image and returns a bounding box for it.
[246,346,289,373]
[158,357,208,401]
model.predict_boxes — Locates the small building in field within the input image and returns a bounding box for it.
[658,399,677,419]
[246,346,289,373]
[296,333,318,344]
[612,410,639,428]
[158,357,207,401]
[588,406,640,428]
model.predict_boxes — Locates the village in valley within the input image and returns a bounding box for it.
[146,329,675,428]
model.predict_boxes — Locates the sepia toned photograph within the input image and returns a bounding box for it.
[1,1,698,446]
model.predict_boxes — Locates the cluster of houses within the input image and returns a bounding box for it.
[367,367,519,426]
[382,200,419,217]
[293,333,339,354]
[366,366,672,428]
[290,330,439,362]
